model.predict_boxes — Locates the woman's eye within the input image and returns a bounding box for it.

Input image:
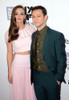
[21,13,24,15]
[15,13,18,15]
[15,13,24,16]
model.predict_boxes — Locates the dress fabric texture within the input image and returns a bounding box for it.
[5,25,37,100]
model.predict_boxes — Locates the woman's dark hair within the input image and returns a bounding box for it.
[8,5,26,42]
[32,5,47,16]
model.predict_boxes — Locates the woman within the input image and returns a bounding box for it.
[5,5,36,100]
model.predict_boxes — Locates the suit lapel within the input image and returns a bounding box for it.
[42,27,50,55]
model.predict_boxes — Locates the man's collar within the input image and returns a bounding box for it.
[37,25,47,34]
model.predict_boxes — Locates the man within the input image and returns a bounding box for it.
[30,6,66,100]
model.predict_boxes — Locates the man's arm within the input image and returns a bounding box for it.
[54,33,67,83]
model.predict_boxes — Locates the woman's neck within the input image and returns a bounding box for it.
[16,23,25,30]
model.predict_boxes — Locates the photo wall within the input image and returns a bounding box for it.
[0,0,69,100]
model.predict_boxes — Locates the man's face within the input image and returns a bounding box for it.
[32,9,47,28]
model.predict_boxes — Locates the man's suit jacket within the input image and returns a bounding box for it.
[30,27,66,83]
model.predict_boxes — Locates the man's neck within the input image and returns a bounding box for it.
[37,24,46,31]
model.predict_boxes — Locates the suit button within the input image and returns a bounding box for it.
[37,50,39,52]
[39,66,40,68]
[37,43,39,45]
[37,58,40,61]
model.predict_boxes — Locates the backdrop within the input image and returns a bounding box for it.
[0,0,69,100]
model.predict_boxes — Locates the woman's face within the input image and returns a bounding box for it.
[15,8,26,24]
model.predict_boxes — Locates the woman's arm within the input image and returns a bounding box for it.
[6,42,13,84]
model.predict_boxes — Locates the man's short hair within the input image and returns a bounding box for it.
[32,5,47,16]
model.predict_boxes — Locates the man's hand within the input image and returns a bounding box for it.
[57,81,61,85]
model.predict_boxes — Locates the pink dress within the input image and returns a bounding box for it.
[5,25,37,100]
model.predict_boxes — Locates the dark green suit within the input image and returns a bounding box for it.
[30,27,66,100]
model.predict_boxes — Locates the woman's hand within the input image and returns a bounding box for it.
[8,71,13,84]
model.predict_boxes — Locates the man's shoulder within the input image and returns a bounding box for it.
[47,26,63,37]
[32,30,37,36]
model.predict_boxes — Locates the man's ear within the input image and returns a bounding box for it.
[45,15,48,21]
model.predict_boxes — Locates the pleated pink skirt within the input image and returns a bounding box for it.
[10,54,37,100]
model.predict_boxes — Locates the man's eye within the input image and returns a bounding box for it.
[38,16,40,17]
[32,16,35,18]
